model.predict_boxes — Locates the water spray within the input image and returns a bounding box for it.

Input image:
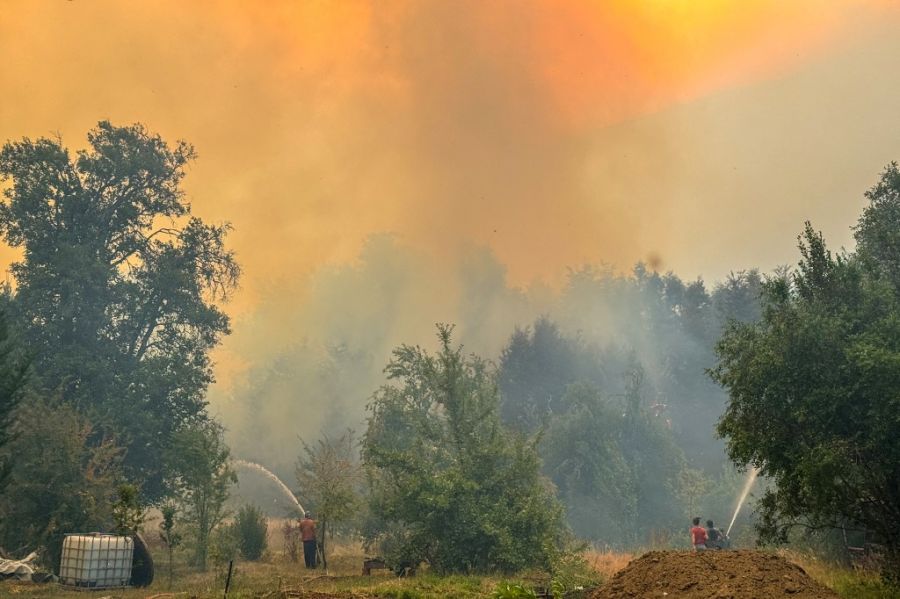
[726,467,759,537]
[233,459,305,514]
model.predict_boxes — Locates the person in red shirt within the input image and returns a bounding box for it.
[690,517,708,551]
[299,512,318,569]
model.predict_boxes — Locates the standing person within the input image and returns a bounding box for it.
[299,512,318,569]
[690,517,708,551]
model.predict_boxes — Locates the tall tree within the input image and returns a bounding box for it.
[713,169,900,579]
[0,122,240,498]
[363,325,565,573]
[0,308,29,495]
[498,317,603,432]
[855,161,900,290]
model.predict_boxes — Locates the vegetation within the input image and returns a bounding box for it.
[0,544,890,599]
[164,420,236,570]
[713,164,900,580]
[0,309,29,496]
[0,117,895,592]
[0,122,240,500]
[158,503,182,588]
[541,378,686,546]
[232,504,268,561]
[0,400,122,569]
[497,305,759,544]
[296,429,363,568]
[499,270,763,476]
[363,325,566,573]
[112,483,146,536]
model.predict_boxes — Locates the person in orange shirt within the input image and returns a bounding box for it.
[299,512,318,569]
[690,517,708,551]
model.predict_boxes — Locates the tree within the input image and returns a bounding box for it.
[541,383,637,544]
[158,503,182,588]
[712,173,900,579]
[363,325,565,573]
[542,380,687,546]
[498,317,603,432]
[112,483,146,536]
[855,161,900,290]
[0,399,122,569]
[0,308,29,496]
[712,270,763,326]
[0,122,240,498]
[164,420,236,570]
[295,430,362,570]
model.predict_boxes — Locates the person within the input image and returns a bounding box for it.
[299,512,318,569]
[690,517,708,551]
[706,520,728,550]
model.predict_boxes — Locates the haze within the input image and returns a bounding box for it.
[3,1,900,466]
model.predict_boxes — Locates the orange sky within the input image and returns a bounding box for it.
[2,0,900,386]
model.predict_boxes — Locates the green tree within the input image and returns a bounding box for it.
[112,483,145,536]
[0,122,240,499]
[295,430,362,569]
[712,270,763,326]
[712,170,900,578]
[158,503,182,588]
[543,380,687,546]
[363,325,565,573]
[498,317,604,433]
[542,383,637,544]
[165,420,236,570]
[0,308,29,496]
[0,399,122,570]
[855,161,900,289]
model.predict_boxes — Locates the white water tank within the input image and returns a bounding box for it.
[59,533,133,588]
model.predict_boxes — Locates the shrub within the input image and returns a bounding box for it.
[233,504,268,561]
[209,525,239,576]
[281,519,301,562]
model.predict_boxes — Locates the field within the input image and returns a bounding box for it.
[0,527,894,599]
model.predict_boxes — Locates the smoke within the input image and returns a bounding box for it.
[2,1,900,475]
[213,236,549,474]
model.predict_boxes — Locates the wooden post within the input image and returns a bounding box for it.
[223,560,234,599]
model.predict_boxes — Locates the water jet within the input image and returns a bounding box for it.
[234,459,305,514]
[726,467,759,537]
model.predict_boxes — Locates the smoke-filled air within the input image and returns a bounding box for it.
[1,1,899,596]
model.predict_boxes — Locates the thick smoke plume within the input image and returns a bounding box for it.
[2,1,900,479]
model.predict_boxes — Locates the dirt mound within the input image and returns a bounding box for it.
[590,550,838,599]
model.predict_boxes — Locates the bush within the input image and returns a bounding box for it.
[0,400,122,571]
[233,504,268,561]
[209,525,239,575]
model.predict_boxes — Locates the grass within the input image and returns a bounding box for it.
[1,536,896,598]
[781,550,897,599]
[581,549,632,581]
[0,546,514,598]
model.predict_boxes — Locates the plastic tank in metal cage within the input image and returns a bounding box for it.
[59,533,133,588]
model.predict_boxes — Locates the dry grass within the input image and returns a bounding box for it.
[780,550,896,599]
[582,549,633,580]
[0,540,499,598]
[5,541,892,599]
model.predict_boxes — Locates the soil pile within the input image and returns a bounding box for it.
[590,550,838,598]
